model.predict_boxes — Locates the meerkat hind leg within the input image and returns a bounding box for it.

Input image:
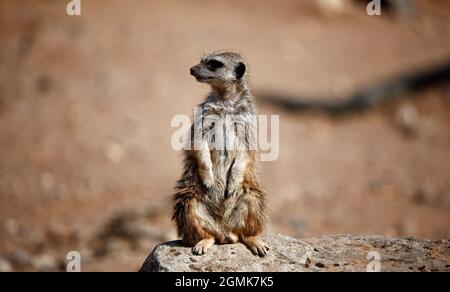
[192,237,215,255]
[241,236,269,257]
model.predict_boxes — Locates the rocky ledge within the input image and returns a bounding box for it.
[139,233,450,272]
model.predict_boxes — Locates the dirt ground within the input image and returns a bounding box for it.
[0,0,449,271]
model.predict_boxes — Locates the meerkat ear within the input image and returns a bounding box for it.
[235,62,246,80]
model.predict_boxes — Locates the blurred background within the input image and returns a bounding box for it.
[0,0,449,271]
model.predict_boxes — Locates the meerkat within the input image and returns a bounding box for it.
[172,51,269,257]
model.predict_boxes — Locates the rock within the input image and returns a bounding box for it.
[140,234,450,272]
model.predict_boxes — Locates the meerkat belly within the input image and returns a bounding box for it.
[210,149,235,188]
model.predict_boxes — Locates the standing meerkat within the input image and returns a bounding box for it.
[172,51,269,257]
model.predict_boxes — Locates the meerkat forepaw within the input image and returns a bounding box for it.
[192,238,215,255]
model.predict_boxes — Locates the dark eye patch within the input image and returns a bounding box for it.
[206,59,224,70]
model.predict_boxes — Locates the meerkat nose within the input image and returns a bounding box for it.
[190,67,196,76]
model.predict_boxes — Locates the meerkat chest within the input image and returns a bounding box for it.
[202,108,252,152]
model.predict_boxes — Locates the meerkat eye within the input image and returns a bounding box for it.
[206,60,224,70]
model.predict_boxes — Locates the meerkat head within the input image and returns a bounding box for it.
[190,51,247,90]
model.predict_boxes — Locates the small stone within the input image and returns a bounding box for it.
[31,254,57,271]
[7,250,33,269]
[36,75,52,94]
[394,103,419,136]
[96,238,130,257]
[316,0,351,14]
[411,189,427,205]
[105,142,126,163]
[4,218,20,235]
[40,172,55,192]
[127,224,166,240]
[0,257,12,272]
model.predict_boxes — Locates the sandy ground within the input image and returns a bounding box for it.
[0,0,449,271]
